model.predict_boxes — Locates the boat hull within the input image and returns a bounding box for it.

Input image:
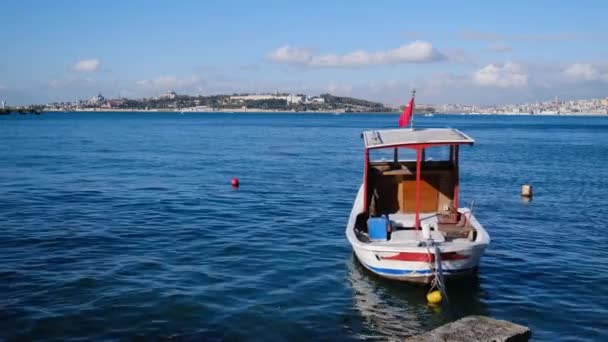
[346,184,490,284]
[352,243,486,284]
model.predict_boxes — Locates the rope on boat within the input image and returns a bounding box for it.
[427,201,475,302]
[426,238,448,304]
[466,200,476,229]
[433,244,448,303]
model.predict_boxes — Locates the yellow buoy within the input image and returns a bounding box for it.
[427,290,442,304]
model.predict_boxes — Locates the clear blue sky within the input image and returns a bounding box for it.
[2,0,608,105]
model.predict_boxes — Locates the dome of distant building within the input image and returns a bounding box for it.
[160,91,177,100]
[88,93,105,105]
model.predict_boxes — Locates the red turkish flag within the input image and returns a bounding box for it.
[398,96,414,127]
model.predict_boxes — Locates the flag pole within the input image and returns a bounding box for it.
[409,89,416,130]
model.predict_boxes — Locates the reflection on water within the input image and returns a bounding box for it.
[347,254,489,339]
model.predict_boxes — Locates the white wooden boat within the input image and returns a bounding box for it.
[346,128,490,284]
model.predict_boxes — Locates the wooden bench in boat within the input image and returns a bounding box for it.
[388,212,474,240]
[436,212,474,239]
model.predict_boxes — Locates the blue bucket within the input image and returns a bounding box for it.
[368,216,390,241]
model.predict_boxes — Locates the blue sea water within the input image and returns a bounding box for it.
[1,112,607,341]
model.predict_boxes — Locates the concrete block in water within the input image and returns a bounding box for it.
[406,315,531,342]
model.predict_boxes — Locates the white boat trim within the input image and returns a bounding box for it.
[362,128,474,149]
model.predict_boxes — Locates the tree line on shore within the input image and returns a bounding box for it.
[77,93,396,112]
[0,106,44,115]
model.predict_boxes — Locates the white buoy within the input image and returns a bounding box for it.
[521,184,533,197]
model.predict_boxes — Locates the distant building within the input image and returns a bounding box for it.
[286,94,304,104]
[231,94,286,101]
[1,100,5,109]
[112,99,125,107]
[306,96,325,104]
[160,91,177,100]
[88,93,105,105]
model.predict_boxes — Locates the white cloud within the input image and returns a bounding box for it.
[267,46,314,65]
[401,30,429,40]
[472,62,528,87]
[471,30,608,43]
[442,48,477,64]
[267,40,445,67]
[72,59,100,72]
[49,80,63,88]
[459,30,577,42]
[562,63,608,81]
[135,75,206,93]
[16,58,608,107]
[136,76,177,88]
[326,83,353,95]
[486,43,512,53]
[49,77,95,89]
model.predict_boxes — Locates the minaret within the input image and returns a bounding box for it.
[410,89,416,129]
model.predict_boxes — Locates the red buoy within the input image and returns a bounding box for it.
[231,178,239,188]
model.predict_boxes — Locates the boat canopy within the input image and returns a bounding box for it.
[362,128,474,149]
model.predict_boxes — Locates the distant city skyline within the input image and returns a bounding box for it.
[45,90,608,107]
[39,90,608,116]
[2,0,608,105]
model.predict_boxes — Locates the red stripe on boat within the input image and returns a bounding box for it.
[381,252,469,262]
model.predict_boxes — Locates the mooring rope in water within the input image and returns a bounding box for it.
[433,244,448,303]
[426,241,448,304]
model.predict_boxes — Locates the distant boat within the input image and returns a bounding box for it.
[424,113,434,117]
[346,128,490,283]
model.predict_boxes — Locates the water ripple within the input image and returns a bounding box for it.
[1,113,607,340]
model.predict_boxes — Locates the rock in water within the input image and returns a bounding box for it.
[405,315,531,342]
